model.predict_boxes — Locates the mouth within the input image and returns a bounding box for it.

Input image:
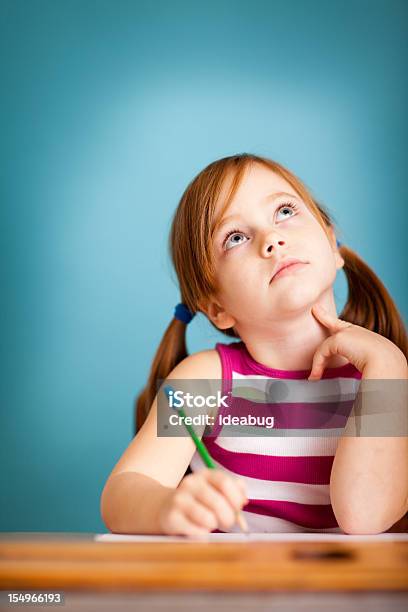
[270,260,308,284]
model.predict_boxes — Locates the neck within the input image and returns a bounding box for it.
[236,293,349,371]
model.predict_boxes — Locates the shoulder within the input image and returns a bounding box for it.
[168,348,222,380]
[165,350,222,420]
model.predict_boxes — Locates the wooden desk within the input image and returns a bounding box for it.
[1,532,407,611]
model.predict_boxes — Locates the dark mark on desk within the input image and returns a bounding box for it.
[291,548,354,560]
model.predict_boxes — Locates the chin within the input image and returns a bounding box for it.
[273,287,318,312]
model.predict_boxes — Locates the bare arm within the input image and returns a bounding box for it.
[100,350,222,534]
[100,471,174,534]
[330,356,408,534]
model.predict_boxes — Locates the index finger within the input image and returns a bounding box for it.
[312,304,353,332]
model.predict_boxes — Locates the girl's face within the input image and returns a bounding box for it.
[207,163,344,330]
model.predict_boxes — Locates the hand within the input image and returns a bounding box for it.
[158,469,248,536]
[308,303,405,380]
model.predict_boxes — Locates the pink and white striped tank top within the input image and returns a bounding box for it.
[189,340,362,533]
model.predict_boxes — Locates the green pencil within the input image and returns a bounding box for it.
[163,384,249,534]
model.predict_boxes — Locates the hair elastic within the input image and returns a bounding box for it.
[174,302,196,324]
[336,239,342,248]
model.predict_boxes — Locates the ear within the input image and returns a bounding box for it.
[199,296,236,330]
[327,226,344,270]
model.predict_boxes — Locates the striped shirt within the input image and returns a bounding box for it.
[189,340,362,533]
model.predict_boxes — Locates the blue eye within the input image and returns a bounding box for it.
[276,201,298,219]
[223,228,249,251]
[222,201,299,251]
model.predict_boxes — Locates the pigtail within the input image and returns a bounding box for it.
[134,316,190,434]
[339,244,408,360]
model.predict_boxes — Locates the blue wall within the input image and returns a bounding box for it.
[1,0,407,532]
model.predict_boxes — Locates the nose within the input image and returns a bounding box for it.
[260,231,286,257]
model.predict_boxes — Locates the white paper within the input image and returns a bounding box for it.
[95,532,408,543]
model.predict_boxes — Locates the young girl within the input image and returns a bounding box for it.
[100,153,408,536]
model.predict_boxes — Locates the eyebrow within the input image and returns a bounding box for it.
[216,191,299,233]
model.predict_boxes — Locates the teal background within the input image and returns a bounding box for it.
[1,0,407,532]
